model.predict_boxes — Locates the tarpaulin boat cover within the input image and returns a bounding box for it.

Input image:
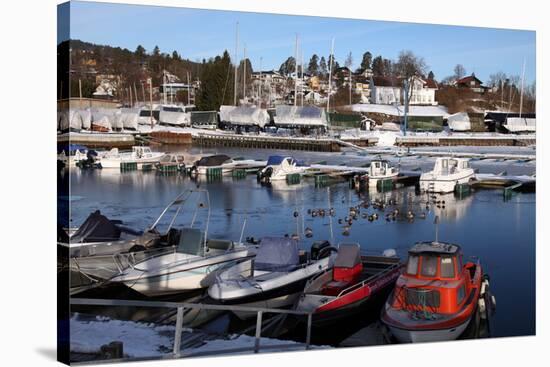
[254,237,299,272]
[504,117,536,132]
[58,111,69,131]
[118,108,139,130]
[219,105,270,127]
[447,112,471,131]
[69,110,84,130]
[334,244,361,268]
[267,155,285,165]
[196,154,231,167]
[274,106,327,127]
[160,110,191,126]
[90,109,116,131]
[71,210,121,243]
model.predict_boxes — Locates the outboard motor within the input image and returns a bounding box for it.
[311,240,332,260]
[257,166,273,184]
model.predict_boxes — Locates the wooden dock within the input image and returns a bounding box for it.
[395,135,535,147]
[193,133,343,152]
[58,132,135,149]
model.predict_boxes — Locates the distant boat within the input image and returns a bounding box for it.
[419,157,474,193]
[98,146,166,169]
[191,154,265,175]
[365,159,399,187]
[257,155,307,182]
[381,241,489,343]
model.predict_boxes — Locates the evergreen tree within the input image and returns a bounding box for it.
[360,51,372,70]
[307,54,319,76]
[196,50,234,111]
[319,56,327,77]
[428,70,435,80]
[372,56,385,76]
[278,56,296,76]
[135,45,146,59]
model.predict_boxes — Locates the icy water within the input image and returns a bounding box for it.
[67,146,536,339]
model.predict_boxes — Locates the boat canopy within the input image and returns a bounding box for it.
[159,109,190,126]
[274,106,327,127]
[71,210,121,243]
[334,244,361,268]
[254,237,299,272]
[220,105,270,127]
[196,154,232,167]
[267,155,285,165]
[409,241,460,255]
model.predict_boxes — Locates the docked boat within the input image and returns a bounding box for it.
[257,155,307,182]
[109,229,254,296]
[190,154,265,175]
[296,244,402,325]
[109,190,255,296]
[365,159,399,187]
[419,157,474,193]
[98,146,166,169]
[208,238,334,319]
[381,241,485,343]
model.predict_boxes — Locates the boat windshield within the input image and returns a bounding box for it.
[440,256,456,278]
[406,255,419,275]
[420,255,438,277]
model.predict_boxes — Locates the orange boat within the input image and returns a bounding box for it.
[381,241,484,343]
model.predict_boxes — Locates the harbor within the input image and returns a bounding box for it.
[59,144,534,362]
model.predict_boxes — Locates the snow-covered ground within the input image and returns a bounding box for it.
[70,314,326,359]
[351,103,449,117]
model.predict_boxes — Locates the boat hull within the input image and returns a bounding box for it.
[419,172,474,193]
[386,318,471,343]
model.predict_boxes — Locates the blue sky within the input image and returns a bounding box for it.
[66,1,536,84]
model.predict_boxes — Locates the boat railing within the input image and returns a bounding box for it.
[69,297,314,364]
[336,262,401,298]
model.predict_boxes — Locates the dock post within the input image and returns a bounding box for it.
[173,307,184,357]
[254,311,263,353]
[305,313,312,350]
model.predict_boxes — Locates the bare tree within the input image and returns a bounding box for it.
[453,64,466,80]
[394,50,428,103]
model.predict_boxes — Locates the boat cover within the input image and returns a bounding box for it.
[159,110,190,126]
[118,108,139,130]
[504,117,536,132]
[266,155,285,165]
[254,237,299,272]
[196,154,231,167]
[274,106,327,127]
[219,105,270,127]
[447,112,471,131]
[334,244,361,268]
[71,210,121,243]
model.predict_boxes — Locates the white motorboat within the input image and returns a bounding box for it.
[191,154,265,175]
[109,190,255,296]
[257,155,307,182]
[110,228,254,296]
[419,157,475,193]
[98,146,166,168]
[365,159,399,187]
[208,238,335,319]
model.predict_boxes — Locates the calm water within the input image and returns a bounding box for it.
[67,147,536,339]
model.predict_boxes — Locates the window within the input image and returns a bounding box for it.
[421,255,438,277]
[406,255,419,275]
[440,257,455,278]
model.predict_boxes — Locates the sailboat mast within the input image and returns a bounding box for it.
[519,58,526,118]
[294,34,298,107]
[327,38,335,112]
[234,22,239,106]
[243,45,247,103]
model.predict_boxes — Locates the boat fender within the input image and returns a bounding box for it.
[478,297,487,320]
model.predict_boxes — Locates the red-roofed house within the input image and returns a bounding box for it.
[454,73,484,93]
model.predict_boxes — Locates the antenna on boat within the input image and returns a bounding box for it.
[434,215,440,243]
[327,186,334,244]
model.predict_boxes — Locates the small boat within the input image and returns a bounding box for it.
[365,159,399,187]
[381,241,485,343]
[98,146,166,169]
[257,155,307,182]
[296,244,402,325]
[419,157,474,193]
[109,190,255,296]
[109,229,254,296]
[208,238,334,319]
[190,154,265,175]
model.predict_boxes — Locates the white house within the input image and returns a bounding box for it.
[370,76,438,105]
[408,76,438,106]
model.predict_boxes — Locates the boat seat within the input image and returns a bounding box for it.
[321,244,363,296]
[208,239,234,251]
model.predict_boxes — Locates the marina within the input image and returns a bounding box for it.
[59,144,535,361]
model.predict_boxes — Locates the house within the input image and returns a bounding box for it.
[353,76,372,103]
[454,73,484,93]
[369,76,438,105]
[408,76,438,106]
[369,76,402,105]
[354,68,373,78]
[251,70,286,85]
